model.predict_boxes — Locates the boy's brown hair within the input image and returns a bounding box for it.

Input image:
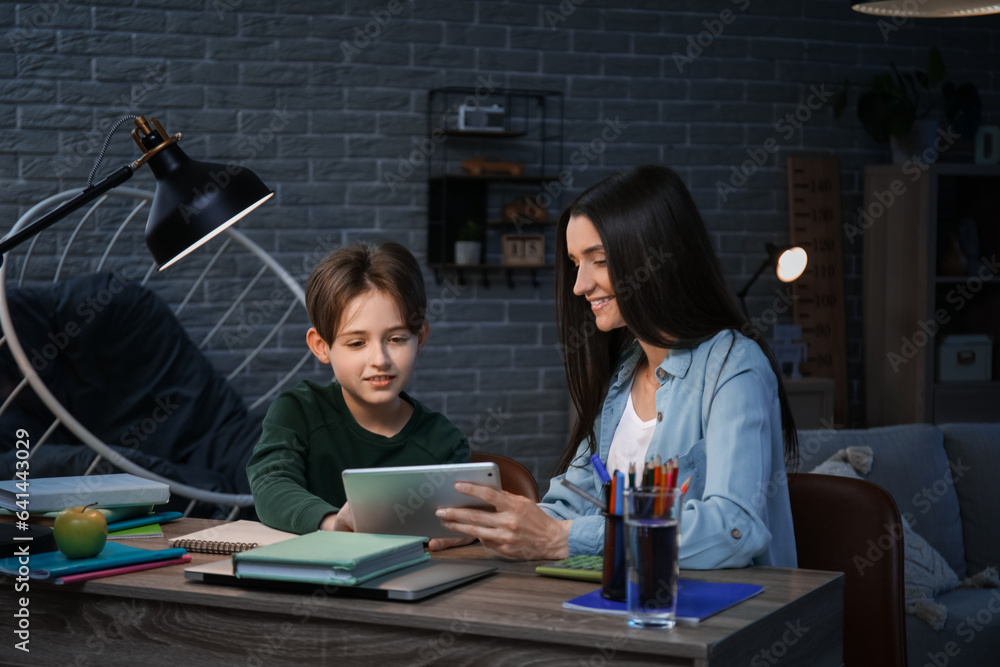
[305,241,426,344]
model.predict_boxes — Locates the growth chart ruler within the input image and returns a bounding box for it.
[786,155,849,427]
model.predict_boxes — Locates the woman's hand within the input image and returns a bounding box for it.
[434,482,572,560]
[320,502,356,532]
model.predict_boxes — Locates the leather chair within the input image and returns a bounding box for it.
[787,472,908,667]
[471,451,539,502]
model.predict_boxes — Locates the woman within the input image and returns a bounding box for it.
[435,165,799,568]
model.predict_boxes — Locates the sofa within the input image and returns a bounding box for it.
[797,423,999,667]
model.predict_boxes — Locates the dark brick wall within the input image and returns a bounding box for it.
[2,0,997,489]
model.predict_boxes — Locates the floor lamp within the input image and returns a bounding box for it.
[736,243,809,318]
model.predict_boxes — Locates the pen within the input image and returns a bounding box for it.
[559,478,608,513]
[590,453,612,484]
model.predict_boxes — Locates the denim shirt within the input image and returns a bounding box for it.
[539,330,797,569]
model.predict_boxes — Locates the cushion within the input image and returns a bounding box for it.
[0,273,260,509]
[939,423,1000,575]
[798,424,967,577]
[906,588,1000,667]
[809,447,997,631]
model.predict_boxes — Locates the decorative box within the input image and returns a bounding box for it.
[937,334,993,382]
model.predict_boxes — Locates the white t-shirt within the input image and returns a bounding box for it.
[605,380,657,479]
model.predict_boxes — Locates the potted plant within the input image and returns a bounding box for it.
[834,46,981,162]
[453,219,483,265]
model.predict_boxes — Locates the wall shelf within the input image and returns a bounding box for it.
[863,163,1000,426]
[426,87,563,274]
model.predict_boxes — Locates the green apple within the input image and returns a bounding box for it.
[53,503,107,559]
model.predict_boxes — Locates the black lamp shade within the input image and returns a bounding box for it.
[144,142,273,269]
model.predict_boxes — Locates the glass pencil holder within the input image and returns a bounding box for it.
[601,511,626,602]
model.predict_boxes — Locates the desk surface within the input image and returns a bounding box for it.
[1,518,843,667]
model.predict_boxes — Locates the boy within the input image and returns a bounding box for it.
[247,242,469,534]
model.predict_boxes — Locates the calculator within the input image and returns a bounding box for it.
[535,555,603,582]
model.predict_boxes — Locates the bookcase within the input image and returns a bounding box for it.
[425,87,563,286]
[863,163,1000,426]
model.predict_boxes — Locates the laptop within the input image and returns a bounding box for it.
[185,558,496,601]
[342,462,501,539]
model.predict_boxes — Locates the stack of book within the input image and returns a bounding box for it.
[231,531,430,587]
[0,473,187,581]
[0,473,181,539]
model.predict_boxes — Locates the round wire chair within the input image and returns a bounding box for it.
[0,188,312,518]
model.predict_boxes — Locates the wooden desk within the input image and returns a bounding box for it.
[1,519,843,666]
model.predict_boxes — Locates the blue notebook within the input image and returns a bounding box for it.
[0,541,188,580]
[563,579,764,623]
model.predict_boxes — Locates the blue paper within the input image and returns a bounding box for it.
[563,578,764,622]
[0,541,188,580]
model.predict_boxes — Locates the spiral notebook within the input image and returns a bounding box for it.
[169,520,296,555]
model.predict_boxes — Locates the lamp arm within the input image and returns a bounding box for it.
[0,164,135,261]
[736,255,771,299]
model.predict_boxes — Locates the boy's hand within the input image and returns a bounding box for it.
[320,502,355,532]
[427,535,476,551]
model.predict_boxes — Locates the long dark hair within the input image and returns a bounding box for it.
[555,165,799,474]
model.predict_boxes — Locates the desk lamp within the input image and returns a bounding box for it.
[736,243,809,317]
[0,115,274,270]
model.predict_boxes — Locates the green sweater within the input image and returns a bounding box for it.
[247,380,469,534]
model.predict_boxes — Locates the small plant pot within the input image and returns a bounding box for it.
[454,241,482,265]
[891,119,941,165]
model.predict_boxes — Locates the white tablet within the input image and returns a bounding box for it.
[342,462,501,539]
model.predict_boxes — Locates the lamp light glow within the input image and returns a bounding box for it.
[776,247,808,283]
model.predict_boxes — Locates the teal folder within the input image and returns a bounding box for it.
[0,541,188,580]
[232,531,430,587]
[106,511,184,533]
[563,579,765,623]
